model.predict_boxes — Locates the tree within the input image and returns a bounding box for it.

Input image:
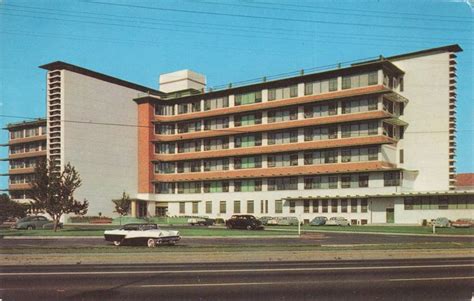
[112,192,131,225]
[31,158,89,231]
[0,194,28,224]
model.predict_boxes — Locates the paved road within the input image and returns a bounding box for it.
[1,231,472,248]
[0,258,473,300]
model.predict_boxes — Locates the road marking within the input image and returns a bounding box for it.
[138,276,474,288]
[0,264,473,276]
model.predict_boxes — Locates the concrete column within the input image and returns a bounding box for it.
[337,76,342,91]
[229,95,235,107]
[147,201,156,217]
[297,83,305,97]
[131,200,137,217]
[298,105,305,120]
[262,89,268,102]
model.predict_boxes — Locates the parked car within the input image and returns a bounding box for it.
[226,215,264,230]
[266,217,280,226]
[188,217,215,226]
[12,216,63,230]
[325,217,350,226]
[104,223,181,247]
[277,217,300,226]
[310,216,328,226]
[258,216,273,225]
[432,217,451,228]
[451,218,474,228]
[1,217,18,228]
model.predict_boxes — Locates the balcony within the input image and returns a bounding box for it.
[153,85,400,123]
[155,111,395,142]
[7,135,47,146]
[153,161,397,182]
[154,135,395,162]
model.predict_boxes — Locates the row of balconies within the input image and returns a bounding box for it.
[448,53,457,190]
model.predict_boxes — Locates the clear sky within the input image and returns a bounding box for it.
[0,0,473,190]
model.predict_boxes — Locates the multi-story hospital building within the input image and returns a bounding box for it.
[15,43,472,224]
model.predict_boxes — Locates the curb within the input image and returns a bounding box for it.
[2,235,300,240]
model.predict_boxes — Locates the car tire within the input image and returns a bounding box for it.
[246,225,253,230]
[27,225,34,230]
[113,240,122,246]
[147,238,156,248]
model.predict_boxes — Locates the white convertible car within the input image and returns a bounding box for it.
[104,223,181,247]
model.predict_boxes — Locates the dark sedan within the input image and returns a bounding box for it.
[226,215,264,230]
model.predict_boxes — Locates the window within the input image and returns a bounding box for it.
[275,200,283,214]
[155,104,175,116]
[178,121,201,133]
[203,181,229,193]
[206,201,212,214]
[156,143,175,154]
[204,158,229,172]
[177,182,201,194]
[177,161,201,173]
[304,126,338,141]
[304,150,338,165]
[267,177,298,191]
[155,162,176,174]
[304,200,310,213]
[384,171,401,187]
[155,183,175,194]
[204,137,229,151]
[268,85,298,101]
[361,199,368,213]
[404,197,413,210]
[220,201,227,214]
[205,96,229,111]
[179,202,185,214]
[267,130,298,145]
[260,200,268,214]
[10,130,24,139]
[177,141,201,153]
[204,117,229,131]
[234,156,262,169]
[247,200,254,214]
[235,91,262,106]
[267,153,298,168]
[328,176,338,189]
[267,108,298,123]
[399,149,404,164]
[192,202,199,214]
[234,112,262,127]
[341,175,351,188]
[312,200,319,213]
[234,201,241,214]
[304,102,337,118]
[304,177,321,190]
[155,124,175,135]
[358,174,369,188]
[341,121,378,138]
[341,199,348,213]
[25,127,39,137]
[234,133,262,148]
[178,101,200,114]
[289,201,296,213]
[322,200,328,213]
[342,97,378,114]
[342,72,378,90]
[351,199,358,213]
[234,179,262,192]
[329,78,338,91]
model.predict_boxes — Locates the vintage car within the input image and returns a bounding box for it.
[12,216,63,230]
[225,215,264,230]
[187,217,215,226]
[310,216,328,226]
[104,223,181,247]
[325,217,351,226]
[432,217,451,228]
[451,218,474,228]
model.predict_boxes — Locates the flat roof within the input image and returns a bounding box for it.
[4,118,46,130]
[39,61,164,96]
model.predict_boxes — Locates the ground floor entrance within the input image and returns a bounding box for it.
[386,208,395,223]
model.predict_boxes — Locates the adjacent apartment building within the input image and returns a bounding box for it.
[15,43,472,224]
[1,119,47,203]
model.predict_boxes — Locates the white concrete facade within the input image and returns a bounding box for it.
[50,69,144,216]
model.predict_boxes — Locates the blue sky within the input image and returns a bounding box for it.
[0,0,473,189]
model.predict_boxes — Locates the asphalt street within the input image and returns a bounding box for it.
[1,230,473,248]
[0,258,473,300]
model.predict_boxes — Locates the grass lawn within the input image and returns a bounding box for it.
[268,225,474,235]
